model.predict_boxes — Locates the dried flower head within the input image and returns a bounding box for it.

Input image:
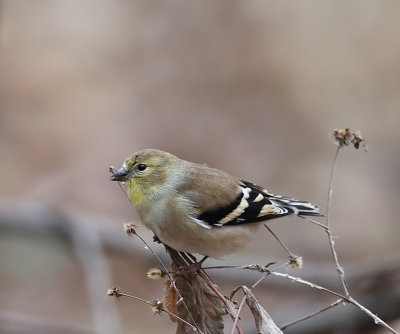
[333,128,367,151]
[124,223,139,237]
[151,298,164,315]
[333,128,352,147]
[107,286,122,298]
[289,255,303,269]
[351,130,368,151]
[147,268,165,280]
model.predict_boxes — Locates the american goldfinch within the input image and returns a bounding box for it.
[111,149,322,258]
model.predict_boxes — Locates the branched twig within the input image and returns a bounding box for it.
[107,288,198,331]
[270,270,347,300]
[205,264,345,299]
[265,225,303,269]
[229,295,246,334]
[228,262,290,334]
[325,147,350,297]
[298,215,328,229]
[205,264,400,334]
[273,270,398,334]
[123,224,203,334]
[264,225,293,257]
[348,296,399,334]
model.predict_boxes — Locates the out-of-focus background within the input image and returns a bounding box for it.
[1,1,399,333]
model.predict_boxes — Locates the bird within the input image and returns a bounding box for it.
[111,149,322,258]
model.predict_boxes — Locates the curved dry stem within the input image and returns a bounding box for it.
[125,229,203,333]
[325,147,350,297]
[110,290,200,332]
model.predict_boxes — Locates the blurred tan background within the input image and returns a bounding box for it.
[0,1,399,333]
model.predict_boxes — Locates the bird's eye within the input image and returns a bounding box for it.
[138,163,147,171]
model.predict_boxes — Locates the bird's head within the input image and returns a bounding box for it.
[111,149,181,206]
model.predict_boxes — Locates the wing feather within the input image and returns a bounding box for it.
[178,163,322,228]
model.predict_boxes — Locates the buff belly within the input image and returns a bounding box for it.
[155,216,261,258]
[136,195,262,258]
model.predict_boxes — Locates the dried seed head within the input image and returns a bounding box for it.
[107,286,122,298]
[289,255,303,269]
[333,128,367,151]
[151,298,164,315]
[146,268,164,280]
[124,223,138,237]
[351,130,368,151]
[333,128,352,147]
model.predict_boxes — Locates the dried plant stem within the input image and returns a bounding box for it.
[348,296,399,334]
[271,271,345,299]
[228,262,290,334]
[205,264,399,334]
[125,231,203,334]
[326,147,340,230]
[264,225,293,257]
[280,298,343,330]
[114,291,199,331]
[181,254,242,334]
[325,147,350,297]
[298,215,328,229]
[230,296,247,334]
[266,271,399,334]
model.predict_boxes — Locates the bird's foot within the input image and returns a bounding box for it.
[153,235,162,243]
[176,256,209,278]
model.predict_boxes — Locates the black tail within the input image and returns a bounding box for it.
[268,195,324,217]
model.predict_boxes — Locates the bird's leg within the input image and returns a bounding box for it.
[177,253,209,276]
[192,255,209,271]
[185,252,198,262]
[152,234,161,243]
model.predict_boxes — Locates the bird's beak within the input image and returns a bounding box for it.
[111,167,129,182]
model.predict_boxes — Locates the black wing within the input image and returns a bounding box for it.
[196,180,322,227]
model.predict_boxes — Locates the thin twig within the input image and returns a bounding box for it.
[124,227,203,334]
[298,215,328,229]
[348,296,400,334]
[207,263,399,334]
[264,225,293,257]
[230,294,247,334]
[280,298,343,330]
[207,265,347,300]
[203,262,286,275]
[325,147,350,297]
[228,262,290,334]
[112,291,200,331]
